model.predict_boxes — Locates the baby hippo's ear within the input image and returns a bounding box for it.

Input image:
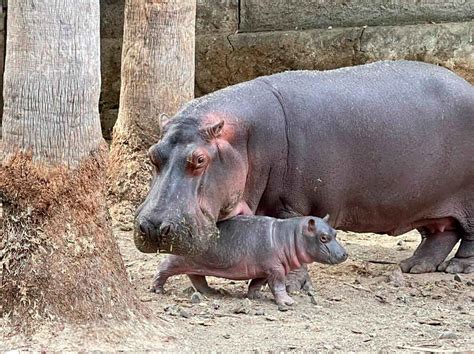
[200,120,225,141]
[306,218,317,235]
[323,214,330,222]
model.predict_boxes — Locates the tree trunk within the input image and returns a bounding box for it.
[108,0,196,216]
[0,0,142,332]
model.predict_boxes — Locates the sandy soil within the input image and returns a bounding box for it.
[1,206,473,351]
[114,214,473,352]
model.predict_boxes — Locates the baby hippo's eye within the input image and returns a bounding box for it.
[320,233,330,243]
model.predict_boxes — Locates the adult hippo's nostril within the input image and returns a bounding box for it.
[159,222,174,237]
[139,222,148,236]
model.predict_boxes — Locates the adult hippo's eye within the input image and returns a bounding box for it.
[187,151,209,171]
[197,155,206,166]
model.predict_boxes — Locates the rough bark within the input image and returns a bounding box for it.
[0,0,143,333]
[107,0,196,216]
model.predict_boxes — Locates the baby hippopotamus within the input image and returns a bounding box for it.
[151,215,348,306]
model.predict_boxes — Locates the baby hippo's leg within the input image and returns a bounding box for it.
[151,255,188,294]
[247,278,267,299]
[188,275,218,295]
[268,267,295,306]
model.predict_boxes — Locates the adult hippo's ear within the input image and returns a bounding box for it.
[307,218,316,235]
[200,120,225,141]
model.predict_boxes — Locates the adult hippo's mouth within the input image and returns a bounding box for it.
[134,213,220,256]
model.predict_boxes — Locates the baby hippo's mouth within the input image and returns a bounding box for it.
[324,242,349,264]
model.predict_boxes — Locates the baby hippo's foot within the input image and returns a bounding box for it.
[438,257,474,274]
[274,293,295,306]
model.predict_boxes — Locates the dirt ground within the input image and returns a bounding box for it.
[1,205,473,351]
[112,211,473,352]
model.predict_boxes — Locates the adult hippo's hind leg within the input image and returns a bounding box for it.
[438,232,474,273]
[399,229,460,274]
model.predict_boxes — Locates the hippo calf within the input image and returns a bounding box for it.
[151,215,347,306]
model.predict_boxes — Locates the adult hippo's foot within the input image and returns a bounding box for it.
[285,264,315,293]
[399,230,460,274]
[438,237,474,273]
[187,275,219,295]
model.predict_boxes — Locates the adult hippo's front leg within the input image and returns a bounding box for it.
[438,235,474,273]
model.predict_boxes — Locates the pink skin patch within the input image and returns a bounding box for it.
[221,201,254,221]
[202,112,238,143]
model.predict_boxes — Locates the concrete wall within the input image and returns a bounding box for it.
[97,0,472,138]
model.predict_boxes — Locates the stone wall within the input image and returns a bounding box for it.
[98,0,472,138]
[0,1,472,137]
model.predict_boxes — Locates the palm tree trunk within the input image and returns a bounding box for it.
[108,0,196,215]
[0,0,142,331]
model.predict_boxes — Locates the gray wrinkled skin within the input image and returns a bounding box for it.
[136,60,474,276]
[151,216,347,306]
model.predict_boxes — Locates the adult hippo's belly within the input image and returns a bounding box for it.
[135,60,474,279]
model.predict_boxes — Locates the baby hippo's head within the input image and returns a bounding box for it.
[300,216,348,264]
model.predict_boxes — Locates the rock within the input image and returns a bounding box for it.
[255,308,265,316]
[223,334,231,339]
[164,304,181,317]
[388,268,406,287]
[233,299,252,314]
[265,316,277,321]
[212,300,220,310]
[179,309,192,319]
[191,292,204,304]
[470,322,474,329]
[397,240,405,246]
[439,331,458,339]
[453,274,464,283]
[119,223,133,231]
[467,280,473,286]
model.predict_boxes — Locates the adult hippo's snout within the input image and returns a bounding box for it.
[134,200,220,256]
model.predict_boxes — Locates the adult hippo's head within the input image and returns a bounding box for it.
[134,115,251,255]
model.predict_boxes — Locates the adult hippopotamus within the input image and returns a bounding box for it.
[135,60,474,286]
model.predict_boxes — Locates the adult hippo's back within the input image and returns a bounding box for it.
[136,60,474,276]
